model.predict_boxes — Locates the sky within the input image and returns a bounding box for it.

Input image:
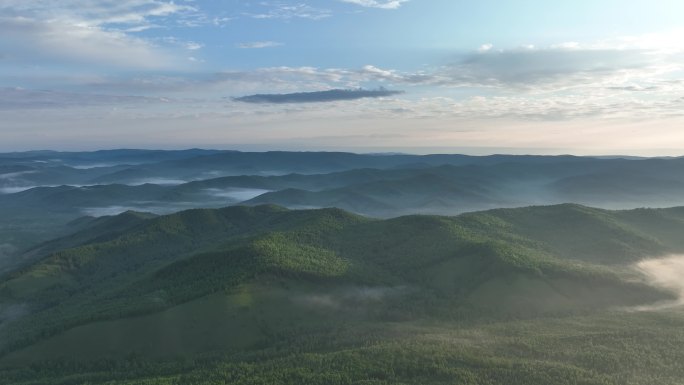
[1,0,684,155]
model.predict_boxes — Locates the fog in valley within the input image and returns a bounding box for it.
[634,255,684,310]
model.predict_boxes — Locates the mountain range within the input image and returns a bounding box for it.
[2,204,684,384]
[3,150,684,384]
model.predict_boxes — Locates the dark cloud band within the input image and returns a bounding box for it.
[233,88,404,104]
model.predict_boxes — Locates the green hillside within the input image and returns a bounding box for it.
[2,204,684,384]
[7,157,684,262]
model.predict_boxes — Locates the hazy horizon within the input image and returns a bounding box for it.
[2,146,683,158]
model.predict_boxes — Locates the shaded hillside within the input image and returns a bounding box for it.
[7,157,684,277]
[1,204,682,363]
[7,157,684,223]
[244,172,501,216]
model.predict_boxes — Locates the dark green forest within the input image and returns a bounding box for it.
[2,203,684,384]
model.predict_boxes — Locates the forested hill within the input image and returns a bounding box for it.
[2,203,684,368]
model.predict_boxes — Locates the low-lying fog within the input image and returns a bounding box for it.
[293,286,409,310]
[0,186,38,194]
[0,243,17,262]
[204,188,271,202]
[80,203,201,217]
[635,255,684,310]
[78,188,271,217]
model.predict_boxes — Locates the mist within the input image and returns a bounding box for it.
[0,243,17,263]
[634,255,684,310]
[0,171,36,180]
[293,286,408,310]
[80,202,200,217]
[204,188,271,202]
[0,186,37,194]
[127,178,188,186]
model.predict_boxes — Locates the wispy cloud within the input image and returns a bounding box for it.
[236,41,283,49]
[3,26,684,132]
[38,36,683,117]
[340,0,409,9]
[79,65,431,95]
[185,41,204,50]
[0,87,173,109]
[0,1,200,68]
[449,46,666,91]
[478,43,494,53]
[0,0,197,26]
[246,3,331,20]
[0,16,176,68]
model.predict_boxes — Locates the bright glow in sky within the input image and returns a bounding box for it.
[1,0,684,154]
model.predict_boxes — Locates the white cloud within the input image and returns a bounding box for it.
[170,43,678,94]
[0,0,197,26]
[0,1,198,68]
[0,16,176,68]
[236,41,283,49]
[478,43,493,52]
[450,47,663,90]
[185,41,204,50]
[247,3,331,20]
[3,26,684,140]
[340,0,408,9]
[52,40,683,102]
[551,42,580,50]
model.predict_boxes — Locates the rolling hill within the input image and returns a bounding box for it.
[0,204,681,361]
[6,155,684,277]
[6,151,684,384]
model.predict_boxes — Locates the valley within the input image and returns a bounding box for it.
[2,151,684,384]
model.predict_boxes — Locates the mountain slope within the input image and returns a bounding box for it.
[1,204,681,364]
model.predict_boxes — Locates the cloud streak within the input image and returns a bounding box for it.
[233,88,404,104]
[0,87,173,109]
[449,47,665,90]
[0,1,198,68]
[340,0,409,9]
[236,41,283,49]
[246,3,331,20]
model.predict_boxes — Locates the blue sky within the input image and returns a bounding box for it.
[1,0,684,154]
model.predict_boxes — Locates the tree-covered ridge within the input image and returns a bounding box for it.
[2,203,684,383]
[7,154,684,267]
[0,204,680,355]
